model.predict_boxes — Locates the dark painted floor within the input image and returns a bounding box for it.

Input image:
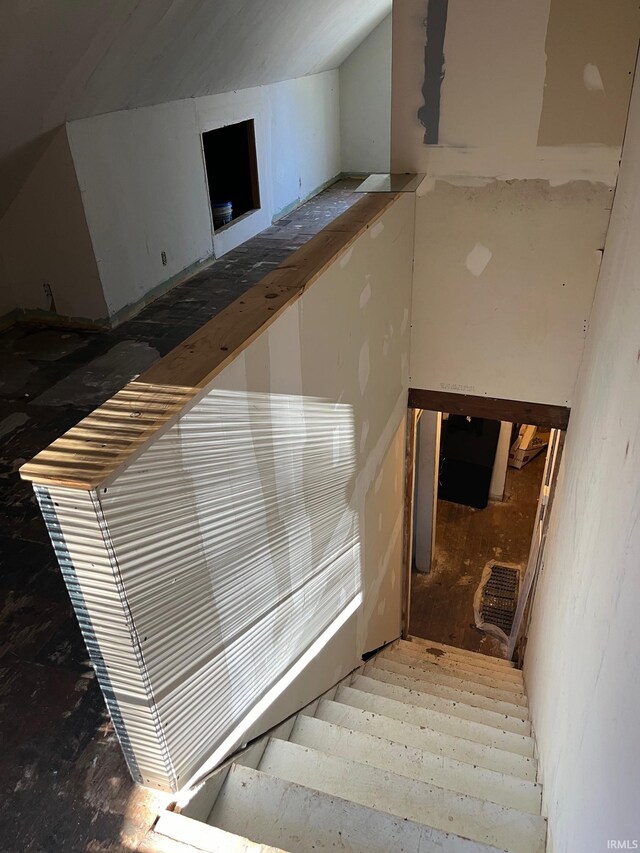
[409,451,546,659]
[0,179,361,853]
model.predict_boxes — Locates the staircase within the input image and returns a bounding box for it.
[172,637,547,852]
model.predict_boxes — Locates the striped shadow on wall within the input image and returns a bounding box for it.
[36,389,362,791]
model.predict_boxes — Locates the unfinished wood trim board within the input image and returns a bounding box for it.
[20,192,400,490]
[408,388,570,430]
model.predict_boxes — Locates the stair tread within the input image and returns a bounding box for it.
[396,640,524,684]
[311,697,537,780]
[381,648,528,698]
[156,810,289,853]
[211,763,506,853]
[259,738,546,853]
[286,713,542,814]
[337,684,534,756]
[406,636,516,668]
[366,663,529,718]
[353,673,531,736]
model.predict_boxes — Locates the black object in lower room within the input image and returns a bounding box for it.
[438,415,501,509]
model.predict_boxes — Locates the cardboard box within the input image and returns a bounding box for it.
[508,425,549,469]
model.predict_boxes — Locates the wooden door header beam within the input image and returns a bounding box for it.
[408,388,570,431]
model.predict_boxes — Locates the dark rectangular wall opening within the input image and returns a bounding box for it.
[202,120,261,229]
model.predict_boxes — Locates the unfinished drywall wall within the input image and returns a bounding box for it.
[393,0,638,407]
[67,99,214,320]
[92,191,414,787]
[537,0,639,147]
[0,0,390,223]
[196,70,340,259]
[392,0,636,180]
[525,56,640,852]
[67,72,341,320]
[210,192,414,664]
[410,178,609,405]
[340,14,392,174]
[0,126,105,321]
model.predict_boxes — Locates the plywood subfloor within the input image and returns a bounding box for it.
[409,452,546,659]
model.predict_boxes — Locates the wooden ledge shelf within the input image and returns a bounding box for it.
[20,192,400,491]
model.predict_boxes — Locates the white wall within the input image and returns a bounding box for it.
[91,192,414,788]
[393,0,638,407]
[0,0,390,221]
[340,14,392,174]
[524,60,640,853]
[67,72,341,320]
[409,177,608,405]
[0,126,106,321]
[68,99,214,320]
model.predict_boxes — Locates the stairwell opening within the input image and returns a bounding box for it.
[404,390,565,662]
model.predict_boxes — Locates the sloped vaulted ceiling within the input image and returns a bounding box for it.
[0,0,391,217]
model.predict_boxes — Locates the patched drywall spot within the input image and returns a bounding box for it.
[358,342,370,395]
[377,598,386,616]
[418,0,449,144]
[370,221,385,240]
[583,63,605,92]
[374,469,384,493]
[360,280,372,309]
[340,246,354,269]
[360,420,370,454]
[401,307,409,336]
[465,242,493,277]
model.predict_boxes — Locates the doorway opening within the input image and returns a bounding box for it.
[202,120,261,231]
[405,402,564,661]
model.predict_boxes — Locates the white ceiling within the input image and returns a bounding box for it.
[0,0,391,217]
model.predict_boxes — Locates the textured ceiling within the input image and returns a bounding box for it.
[0,0,391,217]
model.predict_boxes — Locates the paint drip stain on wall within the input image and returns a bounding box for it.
[465,242,493,277]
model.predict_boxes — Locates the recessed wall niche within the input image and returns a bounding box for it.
[202,119,261,231]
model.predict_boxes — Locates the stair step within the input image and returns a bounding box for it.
[396,640,524,685]
[210,764,505,853]
[353,673,531,736]
[380,648,528,699]
[259,739,546,853]
[336,685,534,756]
[406,636,516,669]
[286,713,542,814]
[311,697,537,780]
[364,664,529,720]
[156,810,289,853]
